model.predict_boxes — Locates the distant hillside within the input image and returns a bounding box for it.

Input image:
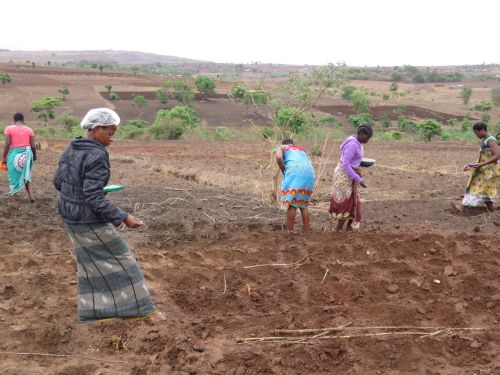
[0,50,205,66]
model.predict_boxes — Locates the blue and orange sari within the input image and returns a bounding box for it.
[280,146,315,210]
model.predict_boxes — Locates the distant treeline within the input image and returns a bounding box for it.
[346,64,499,83]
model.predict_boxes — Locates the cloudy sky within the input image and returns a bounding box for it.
[2,0,498,66]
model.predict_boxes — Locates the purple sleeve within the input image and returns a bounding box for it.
[341,143,363,183]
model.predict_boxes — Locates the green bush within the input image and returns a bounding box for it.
[448,118,457,126]
[418,119,443,141]
[214,126,231,141]
[310,145,322,156]
[382,93,390,100]
[473,101,492,111]
[461,118,472,132]
[109,92,120,101]
[261,126,275,140]
[460,87,472,105]
[341,85,356,100]
[149,117,186,140]
[390,82,398,92]
[57,114,79,131]
[277,107,308,133]
[492,87,500,107]
[117,119,149,139]
[398,116,418,132]
[348,114,372,128]
[480,112,491,124]
[350,89,370,114]
[229,84,246,99]
[318,114,335,126]
[389,131,404,140]
[379,114,391,128]
[243,91,268,105]
[167,106,198,128]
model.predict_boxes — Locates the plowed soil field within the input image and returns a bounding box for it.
[0,139,499,374]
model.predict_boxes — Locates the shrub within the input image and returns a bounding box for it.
[350,89,370,114]
[379,114,391,128]
[461,118,472,132]
[389,131,404,140]
[480,112,491,124]
[473,101,492,111]
[214,126,231,141]
[277,107,308,133]
[310,145,322,157]
[390,82,398,92]
[243,91,268,105]
[109,92,120,101]
[460,87,472,105]
[0,72,12,84]
[117,119,149,139]
[261,126,274,140]
[149,117,186,140]
[341,85,356,100]
[382,93,390,100]
[448,118,457,126]
[348,114,372,128]
[194,76,216,100]
[398,116,418,132]
[419,119,443,141]
[228,84,246,99]
[167,106,198,128]
[492,87,500,107]
[57,114,79,131]
[317,114,335,126]
[156,88,169,104]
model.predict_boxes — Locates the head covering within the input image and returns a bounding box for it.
[80,108,120,129]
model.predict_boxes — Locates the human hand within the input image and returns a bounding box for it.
[360,181,367,188]
[124,214,144,228]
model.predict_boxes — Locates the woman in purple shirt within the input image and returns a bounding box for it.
[329,125,373,231]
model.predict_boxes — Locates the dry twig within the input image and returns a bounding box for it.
[244,255,311,269]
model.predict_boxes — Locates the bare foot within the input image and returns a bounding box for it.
[450,202,464,213]
[148,311,167,323]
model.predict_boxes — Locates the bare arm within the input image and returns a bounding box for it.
[275,146,285,174]
[29,136,37,161]
[480,140,500,165]
[2,135,11,163]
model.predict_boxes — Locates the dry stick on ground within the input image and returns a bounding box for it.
[203,212,216,223]
[321,268,330,283]
[274,326,487,334]
[18,249,42,272]
[243,255,311,269]
[237,327,488,344]
[223,273,227,294]
[292,322,352,344]
[0,351,130,365]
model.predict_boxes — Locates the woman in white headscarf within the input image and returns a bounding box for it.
[54,108,165,323]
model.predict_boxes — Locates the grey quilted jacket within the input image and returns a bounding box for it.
[53,137,127,226]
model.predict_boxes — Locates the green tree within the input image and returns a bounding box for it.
[58,85,70,101]
[243,91,268,105]
[195,76,216,100]
[419,119,442,141]
[350,89,370,114]
[228,83,246,99]
[31,97,62,124]
[98,64,104,73]
[277,107,308,134]
[491,86,500,107]
[0,72,12,84]
[149,109,189,140]
[460,87,473,105]
[132,95,147,117]
[156,88,169,104]
[390,82,398,93]
[163,81,194,106]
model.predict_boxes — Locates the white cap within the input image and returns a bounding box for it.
[80,108,120,129]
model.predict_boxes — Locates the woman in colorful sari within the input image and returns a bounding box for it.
[329,125,373,231]
[54,108,164,323]
[452,122,500,213]
[276,139,315,232]
[2,113,36,202]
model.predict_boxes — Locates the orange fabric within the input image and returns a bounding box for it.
[4,125,34,148]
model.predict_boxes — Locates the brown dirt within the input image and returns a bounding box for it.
[0,140,499,374]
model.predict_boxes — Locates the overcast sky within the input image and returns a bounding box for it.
[1,0,498,66]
